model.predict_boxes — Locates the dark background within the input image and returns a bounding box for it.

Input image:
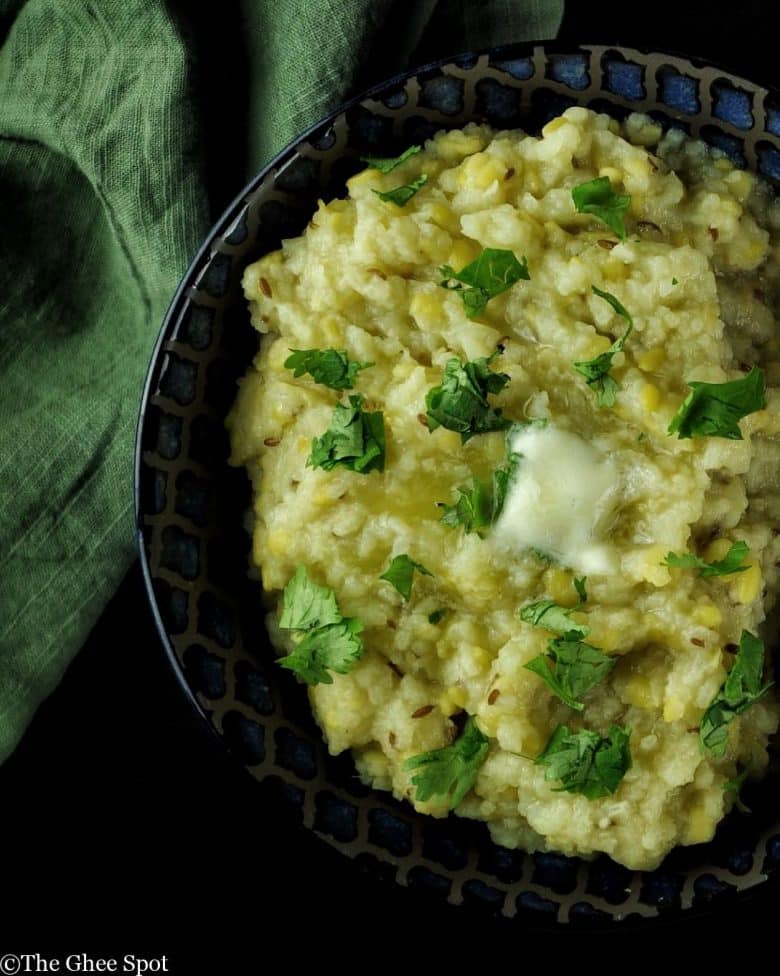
[3,2,779,965]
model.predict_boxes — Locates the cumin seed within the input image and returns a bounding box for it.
[411,704,434,719]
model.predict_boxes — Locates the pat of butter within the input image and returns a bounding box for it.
[496,424,620,575]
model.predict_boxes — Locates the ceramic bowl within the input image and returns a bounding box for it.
[135,42,780,923]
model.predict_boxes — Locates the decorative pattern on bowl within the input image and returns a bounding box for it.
[134,43,780,923]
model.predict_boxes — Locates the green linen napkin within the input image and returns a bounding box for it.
[0,0,563,762]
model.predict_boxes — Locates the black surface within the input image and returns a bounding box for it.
[3,2,780,964]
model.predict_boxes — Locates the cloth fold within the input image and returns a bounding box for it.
[0,0,563,762]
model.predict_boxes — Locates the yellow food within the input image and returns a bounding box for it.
[227,107,780,870]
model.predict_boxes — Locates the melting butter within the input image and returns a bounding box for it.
[496,424,620,575]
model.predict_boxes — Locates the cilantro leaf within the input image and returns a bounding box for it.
[700,631,773,757]
[581,371,620,409]
[723,767,751,813]
[535,724,632,799]
[663,540,750,578]
[380,554,432,600]
[524,634,616,711]
[404,716,489,809]
[573,286,633,408]
[574,576,588,604]
[519,601,590,638]
[530,547,552,564]
[279,618,364,685]
[428,609,447,625]
[309,394,385,474]
[591,285,632,324]
[572,176,631,239]
[360,145,421,173]
[278,566,364,685]
[425,348,511,442]
[439,477,492,536]
[491,449,521,515]
[279,565,341,631]
[372,173,428,207]
[668,366,766,440]
[438,452,519,537]
[284,348,373,390]
[439,248,530,319]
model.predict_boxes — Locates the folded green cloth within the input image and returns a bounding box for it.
[0,0,563,762]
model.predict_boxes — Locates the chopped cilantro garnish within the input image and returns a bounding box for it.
[404,715,489,809]
[438,452,520,537]
[591,285,632,324]
[428,609,447,625]
[663,541,750,578]
[491,447,521,514]
[668,366,766,440]
[535,724,632,799]
[700,631,773,757]
[439,248,530,319]
[530,547,552,564]
[438,477,492,536]
[572,176,631,239]
[425,347,511,443]
[279,618,364,685]
[723,768,751,813]
[572,286,633,408]
[372,173,428,207]
[519,600,589,638]
[278,566,364,685]
[360,145,421,173]
[279,565,342,631]
[524,634,616,711]
[573,576,588,604]
[284,348,373,390]
[379,554,432,600]
[309,394,385,474]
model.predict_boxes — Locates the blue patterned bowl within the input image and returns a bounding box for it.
[134,43,780,923]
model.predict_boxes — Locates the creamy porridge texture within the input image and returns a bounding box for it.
[227,107,780,870]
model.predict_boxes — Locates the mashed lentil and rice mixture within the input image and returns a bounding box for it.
[227,107,780,870]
